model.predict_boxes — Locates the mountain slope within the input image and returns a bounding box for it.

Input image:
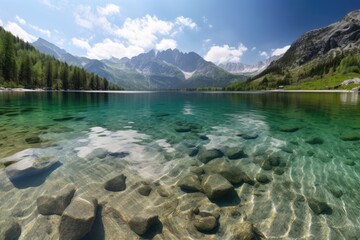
[219,55,282,76]
[0,27,117,90]
[228,9,360,90]
[32,39,245,89]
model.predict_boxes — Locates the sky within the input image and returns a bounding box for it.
[0,0,359,64]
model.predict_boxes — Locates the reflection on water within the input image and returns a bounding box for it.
[340,92,359,105]
[1,92,360,239]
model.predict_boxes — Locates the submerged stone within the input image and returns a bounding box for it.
[193,212,218,232]
[307,198,332,215]
[306,137,324,145]
[239,133,258,140]
[230,221,256,240]
[339,133,360,141]
[175,126,191,133]
[104,174,126,192]
[279,125,300,133]
[327,187,343,198]
[201,174,234,199]
[222,146,247,160]
[128,213,159,235]
[197,148,223,163]
[256,173,271,184]
[178,172,202,192]
[59,196,97,240]
[25,136,41,144]
[0,218,21,240]
[37,184,76,215]
[343,159,356,166]
[138,184,152,196]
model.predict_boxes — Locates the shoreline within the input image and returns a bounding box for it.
[0,87,358,93]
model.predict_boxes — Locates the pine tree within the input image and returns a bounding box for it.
[45,60,53,89]
[2,32,17,82]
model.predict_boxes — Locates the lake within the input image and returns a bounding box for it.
[1,91,360,239]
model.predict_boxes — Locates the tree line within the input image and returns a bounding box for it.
[0,27,121,90]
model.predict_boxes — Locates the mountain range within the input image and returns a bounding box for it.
[32,39,247,89]
[228,9,360,90]
[218,55,282,76]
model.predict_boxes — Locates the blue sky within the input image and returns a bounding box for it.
[0,0,359,64]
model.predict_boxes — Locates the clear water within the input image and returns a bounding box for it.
[1,91,360,239]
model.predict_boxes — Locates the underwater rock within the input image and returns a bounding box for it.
[201,174,234,199]
[306,137,324,145]
[6,158,60,182]
[193,212,218,232]
[279,125,300,133]
[37,184,76,215]
[187,147,199,157]
[175,126,191,133]
[25,136,41,144]
[199,135,209,140]
[197,148,223,164]
[256,173,271,184]
[104,174,127,192]
[274,168,285,175]
[327,187,343,198]
[222,146,247,160]
[339,133,360,141]
[307,198,332,215]
[203,159,253,185]
[138,184,152,196]
[128,213,159,235]
[260,159,273,171]
[230,221,261,240]
[59,196,97,240]
[343,159,356,166]
[0,218,21,240]
[87,148,108,160]
[178,172,202,192]
[238,133,258,140]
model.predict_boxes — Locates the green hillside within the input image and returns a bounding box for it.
[0,27,121,90]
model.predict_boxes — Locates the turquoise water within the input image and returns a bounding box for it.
[1,91,360,239]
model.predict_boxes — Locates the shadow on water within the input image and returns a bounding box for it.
[9,161,62,189]
[83,205,105,240]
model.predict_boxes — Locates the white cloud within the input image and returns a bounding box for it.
[15,16,26,25]
[40,0,67,9]
[156,38,177,51]
[260,51,269,58]
[115,15,174,49]
[176,16,197,29]
[271,45,290,57]
[86,39,144,60]
[202,16,213,28]
[97,3,120,16]
[204,39,211,43]
[251,47,257,51]
[72,37,91,50]
[204,44,248,64]
[29,24,51,37]
[4,22,36,42]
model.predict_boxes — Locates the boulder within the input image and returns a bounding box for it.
[327,187,343,198]
[193,212,218,232]
[279,125,300,133]
[104,174,126,192]
[307,198,332,215]
[256,173,271,184]
[175,126,191,133]
[201,174,234,199]
[37,184,76,215]
[197,148,223,163]
[25,136,41,144]
[87,148,108,159]
[178,172,202,192]
[222,146,247,160]
[59,196,97,240]
[0,218,21,240]
[238,133,258,140]
[128,213,159,235]
[306,137,324,145]
[339,133,360,141]
[5,157,61,182]
[343,159,356,166]
[230,221,257,240]
[138,184,152,196]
